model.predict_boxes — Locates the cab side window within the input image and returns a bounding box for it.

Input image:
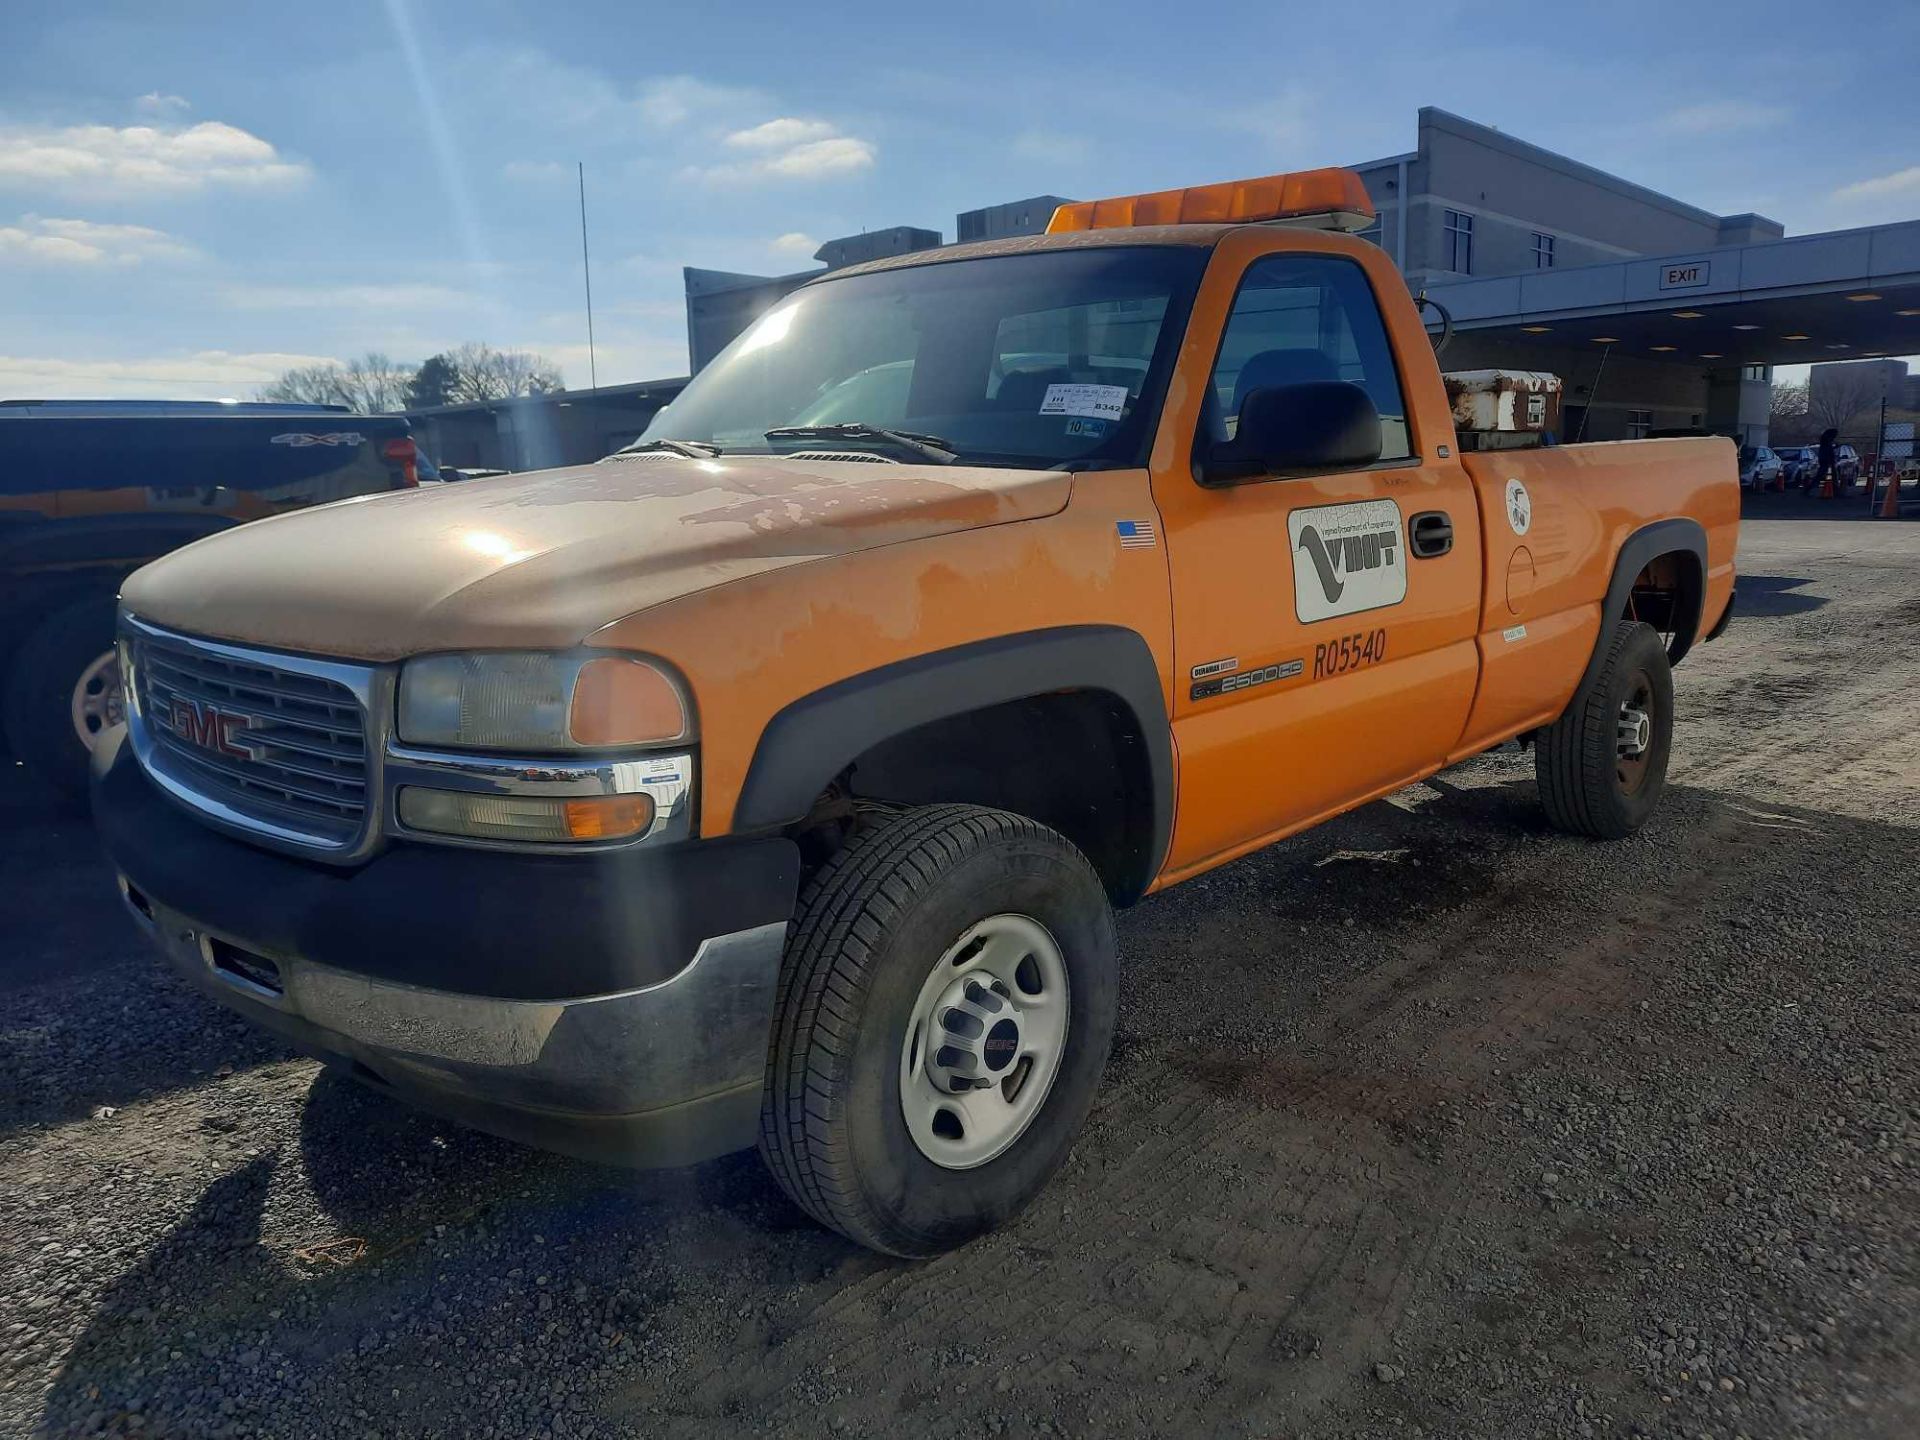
[1203,254,1413,465]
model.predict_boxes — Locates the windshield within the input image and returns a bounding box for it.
[641,246,1209,469]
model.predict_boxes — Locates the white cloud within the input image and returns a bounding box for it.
[0,349,343,400]
[0,215,195,265]
[725,118,838,151]
[135,92,191,118]
[769,231,819,258]
[222,282,495,312]
[0,119,310,196]
[1655,100,1788,136]
[1832,166,1920,203]
[688,129,876,186]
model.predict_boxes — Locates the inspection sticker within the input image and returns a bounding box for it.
[1039,383,1128,421]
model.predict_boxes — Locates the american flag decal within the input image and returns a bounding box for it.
[1115,518,1157,549]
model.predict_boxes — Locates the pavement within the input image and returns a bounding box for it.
[1,511,1916,1440]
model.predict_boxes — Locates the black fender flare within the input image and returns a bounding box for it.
[734,625,1174,898]
[1582,517,1708,689]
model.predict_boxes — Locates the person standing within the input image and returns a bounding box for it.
[1810,428,1840,496]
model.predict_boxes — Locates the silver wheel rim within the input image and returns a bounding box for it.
[899,913,1071,1170]
[70,648,124,751]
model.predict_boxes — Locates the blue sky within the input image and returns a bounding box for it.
[2,0,1916,399]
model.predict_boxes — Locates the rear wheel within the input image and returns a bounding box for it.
[1535,620,1673,839]
[2,595,122,804]
[759,804,1117,1257]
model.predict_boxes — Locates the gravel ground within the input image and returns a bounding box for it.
[3,500,1916,1440]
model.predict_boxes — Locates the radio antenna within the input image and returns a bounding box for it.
[578,161,598,391]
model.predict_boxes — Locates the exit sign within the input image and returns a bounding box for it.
[1660,261,1710,289]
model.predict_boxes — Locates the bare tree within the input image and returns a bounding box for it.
[1807,365,1891,440]
[260,344,562,412]
[1767,380,1824,446]
[258,352,415,413]
[443,343,565,402]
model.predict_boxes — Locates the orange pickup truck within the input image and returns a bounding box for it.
[93,167,1737,1257]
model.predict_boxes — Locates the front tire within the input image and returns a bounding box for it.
[1536,619,1674,839]
[2,595,122,804]
[759,804,1118,1257]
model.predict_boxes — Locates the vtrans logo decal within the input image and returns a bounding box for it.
[1286,499,1407,623]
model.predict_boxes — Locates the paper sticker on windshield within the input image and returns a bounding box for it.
[1064,417,1108,438]
[1039,383,1128,421]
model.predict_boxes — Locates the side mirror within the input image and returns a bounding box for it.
[1201,380,1382,486]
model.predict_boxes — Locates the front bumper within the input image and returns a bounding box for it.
[93,731,800,1167]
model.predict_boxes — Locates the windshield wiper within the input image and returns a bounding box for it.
[763,423,956,465]
[610,438,721,459]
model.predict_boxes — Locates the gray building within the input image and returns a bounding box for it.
[955,196,1073,243]
[1810,357,1910,414]
[1350,109,1783,289]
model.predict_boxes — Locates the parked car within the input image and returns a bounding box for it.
[1738,445,1783,489]
[1775,445,1815,486]
[1797,442,1862,491]
[95,164,1738,1257]
[1833,444,1862,488]
[0,399,420,798]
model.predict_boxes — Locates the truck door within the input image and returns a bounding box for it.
[1150,240,1483,877]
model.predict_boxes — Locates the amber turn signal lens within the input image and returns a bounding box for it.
[561,793,655,840]
[568,657,689,747]
[397,787,655,843]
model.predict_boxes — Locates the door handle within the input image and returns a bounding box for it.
[1409,510,1453,558]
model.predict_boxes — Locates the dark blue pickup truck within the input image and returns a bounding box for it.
[1,400,423,798]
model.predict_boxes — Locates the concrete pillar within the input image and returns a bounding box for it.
[1706,364,1771,445]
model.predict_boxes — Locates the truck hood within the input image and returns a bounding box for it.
[123,455,1071,660]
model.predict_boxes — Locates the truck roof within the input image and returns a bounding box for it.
[811,223,1235,286]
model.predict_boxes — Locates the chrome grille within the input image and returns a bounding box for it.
[130,625,371,850]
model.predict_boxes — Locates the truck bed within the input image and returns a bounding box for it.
[1451,435,1739,758]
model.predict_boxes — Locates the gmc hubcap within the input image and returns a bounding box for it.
[899,913,1070,1170]
[1615,670,1656,793]
[71,648,124,751]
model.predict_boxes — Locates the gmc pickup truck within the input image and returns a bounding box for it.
[94,167,1737,1257]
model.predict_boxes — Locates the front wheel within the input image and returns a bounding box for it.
[2,595,123,804]
[1535,619,1674,839]
[759,804,1118,1257]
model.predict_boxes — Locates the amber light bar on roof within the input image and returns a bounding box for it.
[1047,167,1376,235]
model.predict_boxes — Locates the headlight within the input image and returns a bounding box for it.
[397,652,691,751]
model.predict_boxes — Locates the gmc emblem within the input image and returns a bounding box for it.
[170,697,253,759]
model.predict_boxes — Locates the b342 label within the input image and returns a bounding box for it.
[1313,627,1388,679]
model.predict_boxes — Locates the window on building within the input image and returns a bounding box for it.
[1627,409,1653,439]
[1532,232,1556,268]
[1203,253,1414,464]
[1443,210,1474,274]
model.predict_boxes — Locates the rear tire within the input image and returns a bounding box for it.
[1536,620,1673,839]
[2,595,122,805]
[759,804,1117,1258]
